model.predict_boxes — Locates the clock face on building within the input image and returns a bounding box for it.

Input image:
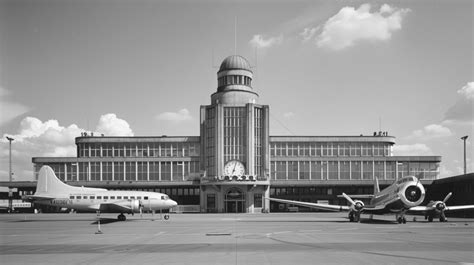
[224,160,245,177]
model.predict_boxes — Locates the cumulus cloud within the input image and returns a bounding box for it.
[0,114,134,181]
[392,144,433,156]
[0,86,29,126]
[316,4,410,50]
[457,82,474,99]
[409,124,453,139]
[300,27,319,42]
[249,34,283,49]
[96,113,134,136]
[156,109,192,122]
[443,82,474,124]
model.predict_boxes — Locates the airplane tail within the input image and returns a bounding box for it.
[35,166,73,195]
[374,177,380,194]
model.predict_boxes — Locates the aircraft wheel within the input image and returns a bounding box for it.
[402,217,406,224]
[428,216,433,222]
[348,213,354,222]
[440,216,447,222]
[397,217,402,224]
[164,214,170,220]
[118,214,126,221]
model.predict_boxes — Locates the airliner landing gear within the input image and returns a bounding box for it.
[428,215,434,222]
[439,213,447,222]
[397,217,406,224]
[117,213,126,221]
[348,211,360,222]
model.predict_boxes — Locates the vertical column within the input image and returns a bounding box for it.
[262,105,270,180]
[147,161,150,181]
[200,106,207,173]
[100,162,103,181]
[123,162,126,181]
[216,104,224,177]
[64,163,68,182]
[246,104,255,176]
[112,161,115,181]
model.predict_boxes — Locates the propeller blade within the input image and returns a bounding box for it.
[443,192,452,203]
[342,193,356,206]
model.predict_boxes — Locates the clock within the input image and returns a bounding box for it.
[224,160,245,177]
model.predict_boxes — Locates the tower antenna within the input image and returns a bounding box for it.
[234,16,237,55]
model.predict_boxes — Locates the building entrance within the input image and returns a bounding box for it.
[225,188,245,213]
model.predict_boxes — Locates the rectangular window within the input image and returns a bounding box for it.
[76,196,81,199]
[340,161,350,179]
[125,162,136,181]
[90,196,95,199]
[117,196,122,199]
[97,196,102,199]
[299,161,310,180]
[276,161,286,180]
[161,162,171,181]
[207,194,216,212]
[104,196,109,200]
[351,161,361,180]
[114,162,124,181]
[363,161,373,180]
[288,161,298,179]
[254,194,262,208]
[310,161,322,180]
[328,161,338,180]
[69,196,74,199]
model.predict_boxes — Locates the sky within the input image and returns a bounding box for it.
[0,0,472,181]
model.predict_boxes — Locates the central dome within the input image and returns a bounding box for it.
[219,55,252,72]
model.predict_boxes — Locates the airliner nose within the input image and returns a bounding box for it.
[169,200,178,207]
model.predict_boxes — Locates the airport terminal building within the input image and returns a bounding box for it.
[30,55,441,213]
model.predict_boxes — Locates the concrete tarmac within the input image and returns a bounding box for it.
[0,212,473,265]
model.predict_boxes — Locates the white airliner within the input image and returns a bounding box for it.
[268,176,474,224]
[23,166,178,221]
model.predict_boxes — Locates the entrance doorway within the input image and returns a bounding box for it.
[225,188,245,213]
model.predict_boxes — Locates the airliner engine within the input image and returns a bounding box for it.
[400,182,425,207]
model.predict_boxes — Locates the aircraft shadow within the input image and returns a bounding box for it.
[91,218,121,225]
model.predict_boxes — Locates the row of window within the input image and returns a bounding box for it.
[78,142,200,158]
[270,142,391,157]
[70,195,153,200]
[37,161,201,182]
[218,75,252,87]
[269,161,439,180]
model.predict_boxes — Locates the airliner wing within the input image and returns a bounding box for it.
[407,206,432,212]
[445,205,474,211]
[88,201,136,213]
[267,197,350,212]
[337,194,374,199]
[22,194,56,201]
[407,205,474,212]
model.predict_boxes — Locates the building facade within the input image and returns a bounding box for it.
[31,55,441,213]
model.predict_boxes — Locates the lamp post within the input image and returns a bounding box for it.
[6,136,14,213]
[461,136,468,175]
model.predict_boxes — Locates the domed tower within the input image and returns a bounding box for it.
[200,55,270,213]
[211,55,259,105]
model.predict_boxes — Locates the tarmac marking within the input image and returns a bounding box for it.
[299,230,323,233]
[337,228,358,231]
[154,232,165,236]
